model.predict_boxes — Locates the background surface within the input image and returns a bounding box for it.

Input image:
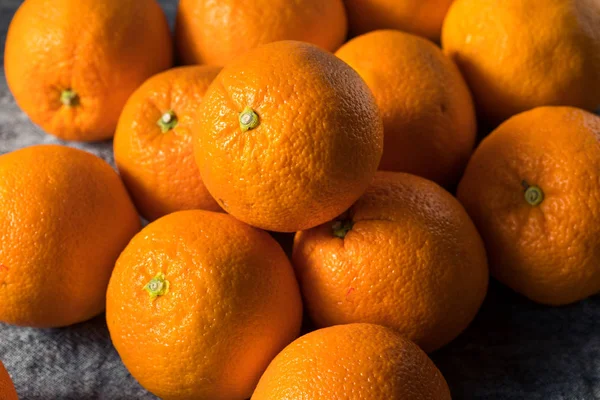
[1,1,599,399]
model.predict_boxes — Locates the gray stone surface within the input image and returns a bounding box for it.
[1,0,599,399]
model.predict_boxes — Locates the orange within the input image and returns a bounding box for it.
[4,0,173,142]
[293,171,489,352]
[442,0,600,125]
[193,41,384,232]
[252,323,451,400]
[0,361,18,400]
[175,0,347,66]
[0,145,140,328]
[457,107,600,305]
[344,0,454,42]
[114,66,222,222]
[336,30,477,187]
[106,210,303,400]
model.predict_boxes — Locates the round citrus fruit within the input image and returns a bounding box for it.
[457,106,600,305]
[336,30,476,187]
[193,41,384,232]
[175,0,348,65]
[293,171,489,352]
[344,0,454,41]
[4,0,173,141]
[252,323,451,400]
[114,66,222,221]
[442,0,600,124]
[0,361,18,400]
[0,145,140,327]
[106,210,303,400]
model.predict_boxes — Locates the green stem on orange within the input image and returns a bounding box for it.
[144,272,170,300]
[522,180,544,206]
[60,89,79,107]
[332,219,354,239]
[239,107,260,132]
[157,111,178,133]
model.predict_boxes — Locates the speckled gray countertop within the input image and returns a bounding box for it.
[1,1,599,399]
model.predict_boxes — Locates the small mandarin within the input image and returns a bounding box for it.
[193,41,383,232]
[344,0,454,41]
[458,106,600,305]
[175,0,348,65]
[294,171,489,352]
[442,0,600,124]
[0,145,140,327]
[336,30,476,187]
[114,66,222,221]
[4,0,173,141]
[252,323,452,400]
[107,210,303,400]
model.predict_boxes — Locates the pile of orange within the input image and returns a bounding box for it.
[2,0,599,398]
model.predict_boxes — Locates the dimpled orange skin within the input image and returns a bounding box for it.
[442,0,600,125]
[114,66,222,222]
[252,323,452,400]
[0,145,140,328]
[106,210,303,400]
[175,0,348,66]
[4,0,173,142]
[0,361,18,400]
[336,30,477,187]
[344,0,454,42]
[193,41,384,233]
[457,107,600,305]
[293,171,489,352]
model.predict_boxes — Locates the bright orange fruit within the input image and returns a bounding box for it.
[175,0,348,65]
[458,106,600,305]
[344,0,454,41]
[114,66,222,222]
[252,323,452,400]
[106,210,303,400]
[4,0,173,141]
[336,30,477,187]
[442,0,600,124]
[293,171,489,352]
[0,361,18,400]
[193,41,384,232]
[0,145,140,327]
